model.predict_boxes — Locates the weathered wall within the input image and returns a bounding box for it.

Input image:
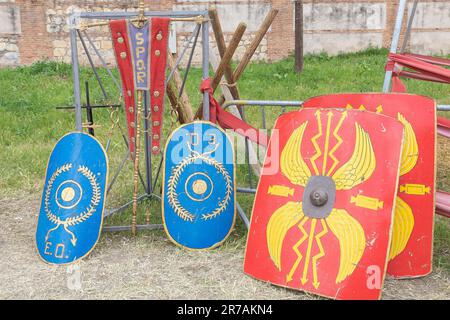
[408,2,450,54]
[0,0,449,66]
[0,1,21,65]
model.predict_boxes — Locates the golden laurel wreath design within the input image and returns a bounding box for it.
[44,163,101,245]
[167,153,233,222]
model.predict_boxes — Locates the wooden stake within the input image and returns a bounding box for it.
[209,50,262,176]
[211,22,246,91]
[194,22,247,119]
[209,9,243,109]
[294,0,304,73]
[217,9,278,106]
[208,9,262,176]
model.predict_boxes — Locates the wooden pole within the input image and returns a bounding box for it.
[209,9,227,60]
[194,22,247,119]
[209,50,262,176]
[211,23,247,90]
[294,0,304,73]
[216,9,278,106]
[209,8,244,115]
[208,9,262,177]
[209,9,240,97]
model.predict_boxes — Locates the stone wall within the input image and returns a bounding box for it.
[0,1,21,65]
[0,0,449,66]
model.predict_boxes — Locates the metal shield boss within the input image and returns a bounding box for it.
[244,108,404,300]
[36,132,108,265]
[303,93,436,278]
[162,122,236,250]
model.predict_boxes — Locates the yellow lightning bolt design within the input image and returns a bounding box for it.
[312,219,329,289]
[286,217,309,282]
[327,111,347,176]
[376,105,383,114]
[322,112,333,175]
[301,219,317,285]
[310,110,323,175]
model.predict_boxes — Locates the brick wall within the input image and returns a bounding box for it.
[0,0,449,66]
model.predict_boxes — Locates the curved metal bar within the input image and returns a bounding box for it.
[237,187,257,194]
[78,11,209,19]
[223,100,450,112]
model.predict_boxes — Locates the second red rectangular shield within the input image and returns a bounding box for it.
[244,108,405,299]
[303,93,436,278]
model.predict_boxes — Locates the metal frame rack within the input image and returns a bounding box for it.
[69,9,211,232]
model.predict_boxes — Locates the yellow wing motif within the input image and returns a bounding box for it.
[388,196,414,261]
[326,209,366,283]
[398,113,418,176]
[280,122,311,187]
[266,202,305,270]
[332,123,376,190]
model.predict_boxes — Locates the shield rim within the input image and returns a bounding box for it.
[161,120,236,251]
[303,92,437,279]
[243,108,404,300]
[34,131,109,266]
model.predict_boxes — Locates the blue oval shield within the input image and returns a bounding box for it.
[162,122,236,250]
[35,132,108,264]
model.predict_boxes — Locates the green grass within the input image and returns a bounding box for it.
[0,48,449,270]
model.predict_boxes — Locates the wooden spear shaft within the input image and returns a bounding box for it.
[211,22,246,90]
[217,9,278,106]
[207,9,262,176]
[208,9,242,106]
[194,22,247,119]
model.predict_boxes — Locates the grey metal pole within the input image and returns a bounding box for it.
[77,30,109,99]
[223,100,303,109]
[70,15,83,131]
[401,0,418,53]
[383,0,408,92]
[236,202,250,229]
[438,105,450,111]
[202,20,210,121]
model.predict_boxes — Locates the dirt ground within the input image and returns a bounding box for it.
[1,194,449,300]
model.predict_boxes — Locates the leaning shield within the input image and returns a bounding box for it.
[162,121,235,250]
[304,93,436,278]
[35,132,108,265]
[244,108,404,300]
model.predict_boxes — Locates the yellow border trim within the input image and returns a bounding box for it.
[161,121,236,251]
[34,131,109,266]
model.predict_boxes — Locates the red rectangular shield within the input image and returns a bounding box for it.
[244,108,404,299]
[303,93,436,278]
